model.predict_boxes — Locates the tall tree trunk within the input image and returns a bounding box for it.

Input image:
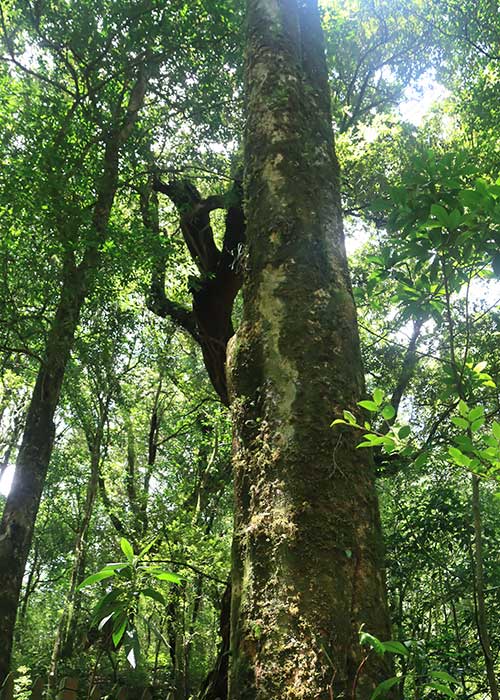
[471,475,499,700]
[227,2,392,698]
[0,255,90,683]
[47,423,103,695]
[0,70,145,682]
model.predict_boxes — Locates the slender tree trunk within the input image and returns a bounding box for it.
[471,475,499,700]
[47,426,103,695]
[0,71,146,681]
[227,2,392,698]
[17,541,40,629]
[0,256,90,683]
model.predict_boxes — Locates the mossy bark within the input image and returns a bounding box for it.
[227,1,392,698]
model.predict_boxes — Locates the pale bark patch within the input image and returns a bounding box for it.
[257,264,298,443]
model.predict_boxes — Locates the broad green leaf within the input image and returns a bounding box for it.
[430,203,449,227]
[458,400,469,418]
[112,614,127,647]
[425,681,456,698]
[358,400,378,412]
[468,406,484,421]
[398,425,411,440]
[448,447,470,467]
[451,416,469,430]
[120,538,135,562]
[459,189,482,208]
[371,676,400,699]
[381,405,395,420]
[360,631,385,655]
[381,640,409,657]
[77,569,116,590]
[150,570,182,584]
[472,361,487,373]
[414,452,428,469]
[373,388,384,406]
[141,587,167,605]
[429,671,460,685]
[454,435,474,452]
[493,422,500,442]
[470,418,484,432]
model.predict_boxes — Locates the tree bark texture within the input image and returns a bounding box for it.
[0,256,89,684]
[149,177,245,407]
[471,475,499,700]
[47,423,103,695]
[227,1,392,698]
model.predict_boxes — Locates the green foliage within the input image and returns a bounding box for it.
[360,630,459,699]
[78,538,181,667]
[332,389,412,455]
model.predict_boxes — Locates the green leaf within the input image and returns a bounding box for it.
[120,538,135,563]
[458,400,469,418]
[447,209,462,229]
[470,418,484,432]
[360,631,385,655]
[493,421,500,442]
[381,405,396,420]
[358,400,379,412]
[472,361,487,373]
[141,587,167,605]
[451,416,469,430]
[373,388,384,406]
[448,447,471,467]
[429,671,460,685]
[430,203,450,227]
[381,640,409,657]
[112,614,127,647]
[425,681,457,698]
[414,452,428,469]
[459,189,483,208]
[138,538,158,558]
[468,406,484,421]
[90,590,123,626]
[343,410,357,425]
[398,425,411,440]
[150,570,182,584]
[360,434,387,446]
[77,569,116,590]
[370,676,401,699]
[454,435,474,452]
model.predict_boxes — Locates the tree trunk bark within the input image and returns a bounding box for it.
[0,255,89,684]
[47,424,103,695]
[0,70,146,683]
[471,475,499,700]
[227,2,393,698]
